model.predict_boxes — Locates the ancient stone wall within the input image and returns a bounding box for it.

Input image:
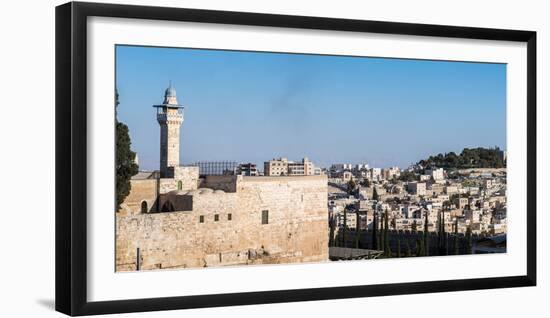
[120,166,199,216]
[116,175,329,271]
[202,175,239,192]
[160,166,199,193]
[118,179,158,216]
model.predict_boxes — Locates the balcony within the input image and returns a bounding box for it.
[157,112,183,123]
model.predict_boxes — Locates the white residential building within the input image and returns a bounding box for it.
[426,167,445,181]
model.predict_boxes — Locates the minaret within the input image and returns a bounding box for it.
[154,82,184,177]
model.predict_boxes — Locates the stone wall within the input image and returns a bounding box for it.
[116,175,329,271]
[119,167,200,216]
[118,179,158,216]
[202,175,240,192]
[160,166,199,193]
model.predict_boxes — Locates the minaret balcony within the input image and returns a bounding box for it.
[157,112,183,123]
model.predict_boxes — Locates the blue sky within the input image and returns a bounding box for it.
[116,45,506,171]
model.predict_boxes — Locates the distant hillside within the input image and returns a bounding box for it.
[417,147,506,169]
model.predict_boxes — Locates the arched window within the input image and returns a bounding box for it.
[177,180,183,190]
[141,201,148,214]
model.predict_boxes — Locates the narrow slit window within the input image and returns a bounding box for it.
[262,210,269,224]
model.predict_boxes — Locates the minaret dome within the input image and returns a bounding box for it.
[163,82,179,105]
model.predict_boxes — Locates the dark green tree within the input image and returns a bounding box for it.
[380,226,385,253]
[445,233,449,255]
[347,179,356,195]
[454,218,460,255]
[465,225,473,254]
[425,232,430,256]
[354,211,361,248]
[437,210,446,256]
[424,211,429,256]
[398,170,417,182]
[397,239,402,258]
[342,207,348,247]
[383,209,390,256]
[416,147,505,169]
[437,212,443,255]
[372,210,378,250]
[328,215,336,247]
[416,238,425,257]
[411,220,417,232]
[405,240,412,257]
[115,89,138,211]
[359,178,371,187]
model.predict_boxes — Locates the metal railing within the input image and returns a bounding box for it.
[188,161,239,176]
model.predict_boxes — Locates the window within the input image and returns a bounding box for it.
[177,180,182,190]
[261,210,269,224]
[228,213,232,221]
[141,201,148,213]
[199,215,204,223]
[214,214,219,221]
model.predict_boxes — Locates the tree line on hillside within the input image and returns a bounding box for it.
[417,147,505,169]
[331,206,475,258]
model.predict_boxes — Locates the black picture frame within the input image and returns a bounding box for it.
[55,1,537,316]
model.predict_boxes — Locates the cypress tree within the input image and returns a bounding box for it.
[442,212,446,253]
[355,212,361,249]
[383,209,389,255]
[373,188,380,250]
[465,225,473,254]
[405,240,412,257]
[378,214,386,250]
[397,239,402,258]
[342,207,347,247]
[424,211,429,256]
[329,215,335,247]
[445,233,449,255]
[426,232,430,256]
[386,241,392,258]
[347,179,356,195]
[115,89,139,211]
[454,218,460,255]
[437,210,446,256]
[437,211,443,255]
[416,238,424,257]
[372,210,378,250]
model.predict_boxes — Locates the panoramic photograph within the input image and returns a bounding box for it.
[114,45,507,272]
